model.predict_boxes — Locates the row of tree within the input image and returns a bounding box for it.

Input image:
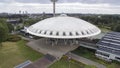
[79,15,120,32]
[23,18,41,26]
[0,18,14,46]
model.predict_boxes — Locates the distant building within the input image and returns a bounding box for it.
[0,13,9,16]
[96,32,120,62]
[6,19,20,25]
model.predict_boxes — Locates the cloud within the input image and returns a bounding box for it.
[0,2,120,14]
[0,0,51,3]
[59,0,120,5]
[0,0,120,5]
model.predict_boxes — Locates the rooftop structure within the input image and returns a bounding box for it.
[51,0,58,16]
[27,15,101,39]
[96,32,120,62]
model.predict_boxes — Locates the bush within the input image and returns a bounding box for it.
[111,24,120,32]
[114,24,120,32]
[7,35,21,42]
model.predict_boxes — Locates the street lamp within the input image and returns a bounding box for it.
[68,56,71,68]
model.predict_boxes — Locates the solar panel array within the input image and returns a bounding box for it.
[97,32,120,56]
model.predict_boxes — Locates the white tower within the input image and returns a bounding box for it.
[51,0,58,17]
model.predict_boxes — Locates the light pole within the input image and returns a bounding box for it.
[50,0,58,17]
[68,56,71,68]
[68,52,71,68]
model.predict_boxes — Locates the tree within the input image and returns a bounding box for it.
[7,23,14,33]
[0,19,9,46]
[19,18,24,23]
[24,18,41,26]
[114,24,120,32]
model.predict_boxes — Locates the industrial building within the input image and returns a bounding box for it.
[96,32,120,62]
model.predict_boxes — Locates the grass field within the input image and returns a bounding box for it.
[100,28,111,33]
[0,40,43,68]
[72,46,120,68]
[49,56,96,68]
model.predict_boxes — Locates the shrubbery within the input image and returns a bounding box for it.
[7,35,21,42]
[113,24,120,32]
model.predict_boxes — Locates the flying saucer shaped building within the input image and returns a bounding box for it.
[24,1,102,64]
[27,15,101,39]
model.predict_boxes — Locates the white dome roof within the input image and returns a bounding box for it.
[27,15,101,39]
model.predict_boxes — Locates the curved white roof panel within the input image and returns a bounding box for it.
[27,15,101,39]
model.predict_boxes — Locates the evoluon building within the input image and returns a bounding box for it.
[27,14,101,44]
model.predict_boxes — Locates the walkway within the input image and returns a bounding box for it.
[66,53,106,68]
[23,54,57,68]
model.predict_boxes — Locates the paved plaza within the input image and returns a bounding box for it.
[27,38,79,58]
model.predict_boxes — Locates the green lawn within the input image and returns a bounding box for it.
[49,56,96,68]
[0,40,43,68]
[72,46,120,68]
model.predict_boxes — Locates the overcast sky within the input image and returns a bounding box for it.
[0,0,120,14]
